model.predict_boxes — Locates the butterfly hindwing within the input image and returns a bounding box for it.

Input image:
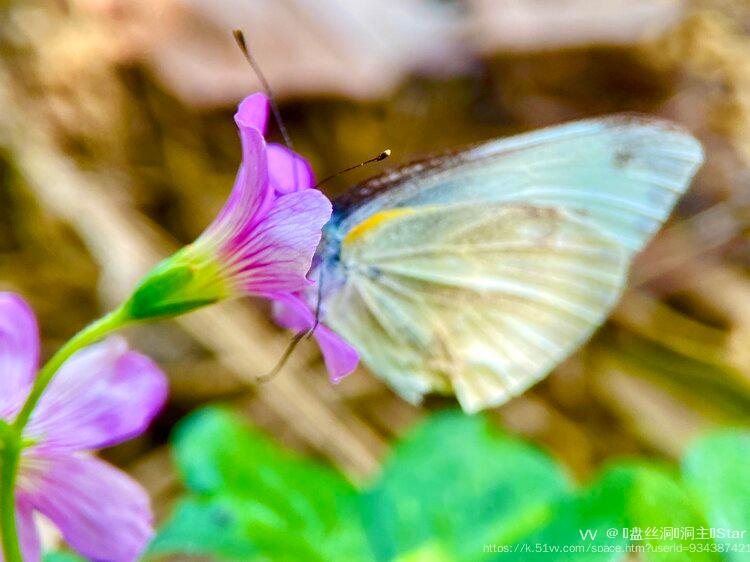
[324,203,628,412]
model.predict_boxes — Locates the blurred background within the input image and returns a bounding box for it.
[2,0,750,550]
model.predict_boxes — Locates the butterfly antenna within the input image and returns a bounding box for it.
[257,330,309,383]
[314,149,391,189]
[233,29,294,152]
[260,263,328,381]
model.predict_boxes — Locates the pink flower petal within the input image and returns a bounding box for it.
[235,92,270,135]
[271,291,314,332]
[315,325,359,382]
[15,498,41,562]
[26,337,167,451]
[21,453,153,562]
[271,292,359,381]
[0,293,39,419]
[225,188,332,293]
[204,110,270,237]
[267,143,315,194]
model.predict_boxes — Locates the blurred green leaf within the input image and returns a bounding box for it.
[622,463,718,562]
[153,409,750,562]
[502,463,716,562]
[153,407,373,562]
[147,496,260,560]
[504,466,631,562]
[362,411,570,562]
[683,430,750,562]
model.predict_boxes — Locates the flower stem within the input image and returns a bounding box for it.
[0,431,22,562]
[13,306,129,432]
[0,305,129,560]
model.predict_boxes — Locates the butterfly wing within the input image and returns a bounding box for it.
[335,115,704,256]
[319,116,703,411]
[323,203,627,412]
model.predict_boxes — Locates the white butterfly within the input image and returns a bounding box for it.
[309,115,703,412]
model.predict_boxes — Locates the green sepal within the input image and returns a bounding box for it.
[128,262,195,319]
[125,247,232,321]
[128,297,219,320]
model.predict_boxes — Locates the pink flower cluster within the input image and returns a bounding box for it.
[0,93,360,561]
[0,293,167,561]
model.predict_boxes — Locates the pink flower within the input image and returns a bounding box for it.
[0,293,167,562]
[195,93,329,292]
[231,95,358,381]
[227,95,359,381]
[127,93,332,319]
[127,93,359,381]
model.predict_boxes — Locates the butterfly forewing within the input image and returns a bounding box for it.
[335,115,703,255]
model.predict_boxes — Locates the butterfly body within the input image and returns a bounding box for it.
[307,114,704,412]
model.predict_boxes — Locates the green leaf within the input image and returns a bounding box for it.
[147,497,261,560]
[623,463,718,562]
[505,465,632,562]
[683,430,750,562]
[361,411,571,562]
[155,408,750,562]
[503,463,717,562]
[157,407,374,562]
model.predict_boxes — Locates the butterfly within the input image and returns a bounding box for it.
[300,115,704,413]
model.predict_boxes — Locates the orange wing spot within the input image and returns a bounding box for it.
[343,208,417,245]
